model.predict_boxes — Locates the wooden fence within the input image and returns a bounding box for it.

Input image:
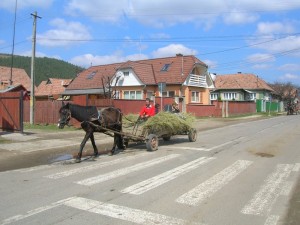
[0,92,23,132]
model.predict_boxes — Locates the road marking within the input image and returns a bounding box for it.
[293,163,300,171]
[281,181,293,196]
[160,146,209,151]
[64,196,205,225]
[176,160,253,206]
[160,140,239,152]
[0,197,76,225]
[241,164,295,216]
[121,157,215,195]
[76,154,180,186]
[264,215,280,225]
[45,152,149,179]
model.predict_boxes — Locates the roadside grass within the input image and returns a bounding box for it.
[23,123,79,132]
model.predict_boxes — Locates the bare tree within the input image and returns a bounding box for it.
[268,81,298,102]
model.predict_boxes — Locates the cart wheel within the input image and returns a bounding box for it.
[123,139,129,148]
[162,135,171,141]
[188,128,197,142]
[146,134,158,151]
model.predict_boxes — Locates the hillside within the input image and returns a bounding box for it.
[0,54,84,86]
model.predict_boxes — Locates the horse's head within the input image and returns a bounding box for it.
[58,102,71,129]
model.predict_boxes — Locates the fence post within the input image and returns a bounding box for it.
[19,91,24,133]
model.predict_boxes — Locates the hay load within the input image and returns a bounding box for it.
[142,112,196,136]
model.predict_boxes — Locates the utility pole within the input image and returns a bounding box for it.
[30,11,41,124]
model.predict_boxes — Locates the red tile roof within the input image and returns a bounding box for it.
[0,66,33,91]
[214,73,274,92]
[36,78,72,96]
[66,55,207,90]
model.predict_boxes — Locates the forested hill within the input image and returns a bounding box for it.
[0,54,84,86]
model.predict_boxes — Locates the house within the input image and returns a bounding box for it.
[0,84,30,100]
[63,54,215,109]
[211,73,276,112]
[0,66,33,92]
[35,78,72,100]
[211,73,274,101]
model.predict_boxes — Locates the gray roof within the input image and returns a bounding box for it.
[61,88,104,96]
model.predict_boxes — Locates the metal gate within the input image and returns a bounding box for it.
[0,91,23,132]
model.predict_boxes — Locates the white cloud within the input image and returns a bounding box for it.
[65,0,128,23]
[223,11,258,25]
[278,63,300,71]
[17,50,61,59]
[36,18,92,47]
[151,44,197,58]
[253,35,300,56]
[64,0,300,28]
[256,22,295,35]
[0,0,54,11]
[70,52,148,68]
[247,53,275,63]
[279,73,300,81]
[203,59,217,69]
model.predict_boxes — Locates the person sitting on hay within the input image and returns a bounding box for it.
[139,98,155,120]
[171,101,180,113]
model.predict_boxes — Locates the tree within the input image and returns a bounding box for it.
[268,81,298,102]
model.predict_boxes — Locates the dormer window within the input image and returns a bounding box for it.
[161,63,171,71]
[123,71,129,76]
[87,71,96,79]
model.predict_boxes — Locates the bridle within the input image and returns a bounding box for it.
[58,108,71,128]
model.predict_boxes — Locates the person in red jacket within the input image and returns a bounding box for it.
[139,98,155,120]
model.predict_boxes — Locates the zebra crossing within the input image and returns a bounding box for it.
[1,151,299,225]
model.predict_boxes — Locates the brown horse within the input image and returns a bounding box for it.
[58,102,125,162]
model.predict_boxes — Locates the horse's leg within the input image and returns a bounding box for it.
[108,134,118,156]
[76,131,91,163]
[90,132,99,158]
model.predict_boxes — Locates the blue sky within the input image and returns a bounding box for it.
[1,0,300,86]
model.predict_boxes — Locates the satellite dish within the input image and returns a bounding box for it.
[116,71,124,81]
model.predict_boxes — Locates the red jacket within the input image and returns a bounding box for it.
[140,104,155,117]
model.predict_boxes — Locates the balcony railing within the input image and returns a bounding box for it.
[188,74,206,87]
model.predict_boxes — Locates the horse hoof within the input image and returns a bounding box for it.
[75,158,81,163]
[108,151,114,156]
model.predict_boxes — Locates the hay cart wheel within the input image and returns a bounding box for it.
[188,128,197,142]
[146,134,158,151]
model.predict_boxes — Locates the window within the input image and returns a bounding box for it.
[123,71,129,76]
[246,93,256,100]
[162,91,175,97]
[124,91,142,99]
[161,63,171,71]
[87,71,96,79]
[210,93,218,100]
[191,91,200,102]
[147,91,154,98]
[114,91,120,99]
[223,92,237,100]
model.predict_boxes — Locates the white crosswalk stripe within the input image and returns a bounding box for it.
[45,152,149,179]
[241,164,295,216]
[176,160,253,206]
[121,156,215,195]
[76,154,180,186]
[64,196,206,225]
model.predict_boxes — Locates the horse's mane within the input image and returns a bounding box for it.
[68,103,98,122]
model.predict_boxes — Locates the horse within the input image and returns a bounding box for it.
[58,102,125,162]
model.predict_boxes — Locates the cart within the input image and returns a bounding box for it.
[121,115,197,151]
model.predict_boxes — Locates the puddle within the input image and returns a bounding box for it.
[49,154,73,163]
[255,152,274,158]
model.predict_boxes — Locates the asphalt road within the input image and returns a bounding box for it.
[0,115,299,225]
